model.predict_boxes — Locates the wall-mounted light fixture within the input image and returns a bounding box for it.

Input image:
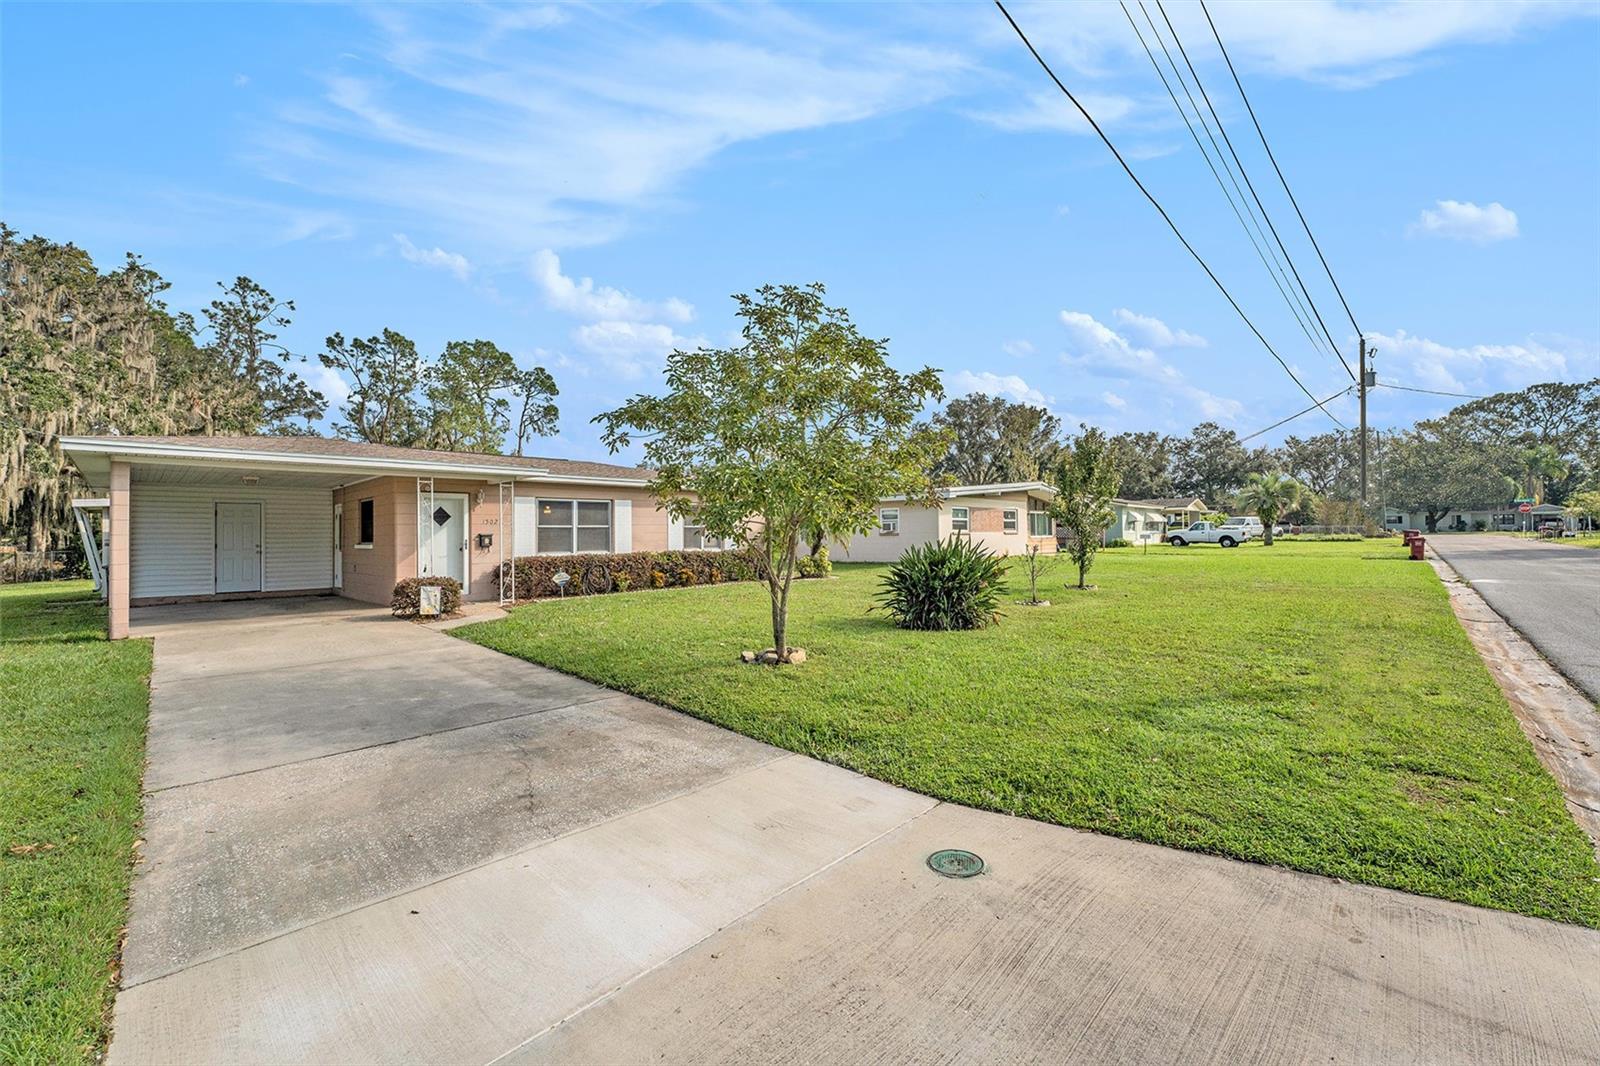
[476,532,493,549]
[242,475,260,485]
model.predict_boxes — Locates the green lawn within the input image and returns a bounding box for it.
[459,540,1600,927]
[2,581,151,1064]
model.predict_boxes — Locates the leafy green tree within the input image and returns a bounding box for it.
[1277,430,1355,499]
[1107,430,1175,499]
[1051,425,1121,589]
[320,329,427,446]
[513,366,560,456]
[1383,428,1514,532]
[425,339,518,453]
[2,227,204,547]
[1566,488,1600,528]
[199,277,325,434]
[1432,379,1598,503]
[1171,422,1251,507]
[932,393,1063,485]
[1515,444,1568,505]
[1237,472,1302,546]
[595,283,948,662]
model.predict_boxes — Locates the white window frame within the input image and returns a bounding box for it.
[683,523,727,551]
[879,507,899,535]
[1027,510,1052,537]
[535,498,613,554]
[1002,508,1019,534]
[950,506,969,533]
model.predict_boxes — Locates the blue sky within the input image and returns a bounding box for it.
[5,1,1598,463]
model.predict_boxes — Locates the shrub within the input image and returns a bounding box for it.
[390,576,463,617]
[1105,538,1132,548]
[875,536,1008,631]
[796,546,832,578]
[494,547,765,600]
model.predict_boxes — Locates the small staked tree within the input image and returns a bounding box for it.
[1051,425,1120,589]
[595,283,949,663]
[1019,542,1055,604]
[1237,472,1302,546]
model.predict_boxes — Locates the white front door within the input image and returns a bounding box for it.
[418,493,468,586]
[332,503,343,589]
[215,502,263,593]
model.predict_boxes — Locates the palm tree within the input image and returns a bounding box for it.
[1237,472,1302,547]
[1517,444,1568,505]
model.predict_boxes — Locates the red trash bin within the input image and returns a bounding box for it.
[1403,529,1421,546]
[1409,536,1426,560]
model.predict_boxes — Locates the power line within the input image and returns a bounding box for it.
[1156,0,1355,382]
[1201,0,1362,338]
[1239,386,1355,443]
[1119,2,1335,368]
[993,1,1345,429]
[1376,382,1486,400]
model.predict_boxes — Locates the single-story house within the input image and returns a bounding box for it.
[1101,497,1208,545]
[832,482,1057,563]
[59,435,687,639]
[1382,502,1586,533]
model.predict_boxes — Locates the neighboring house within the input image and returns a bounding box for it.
[1100,497,1208,546]
[60,435,686,639]
[833,482,1057,563]
[1382,502,1583,533]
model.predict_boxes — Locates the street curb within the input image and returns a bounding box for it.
[1425,547,1600,858]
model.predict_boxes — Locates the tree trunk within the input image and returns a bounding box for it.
[1078,558,1088,589]
[1263,527,1274,546]
[770,582,787,662]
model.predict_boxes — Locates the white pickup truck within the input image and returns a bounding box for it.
[1166,520,1252,547]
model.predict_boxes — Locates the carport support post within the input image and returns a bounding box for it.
[108,460,130,640]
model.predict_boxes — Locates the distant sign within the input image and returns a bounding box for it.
[1518,503,1532,513]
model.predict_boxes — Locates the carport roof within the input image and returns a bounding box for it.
[59,434,656,487]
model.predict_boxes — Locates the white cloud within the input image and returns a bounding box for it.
[531,249,693,323]
[253,4,970,247]
[1409,200,1519,243]
[1112,308,1207,349]
[945,369,1052,406]
[1057,309,1243,422]
[304,363,352,409]
[1001,339,1035,357]
[1366,328,1572,395]
[1101,391,1126,410]
[990,0,1594,88]
[393,233,471,280]
[965,90,1135,133]
[573,321,701,379]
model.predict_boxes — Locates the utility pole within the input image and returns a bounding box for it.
[1358,335,1370,508]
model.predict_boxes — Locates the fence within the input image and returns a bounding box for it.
[0,550,86,584]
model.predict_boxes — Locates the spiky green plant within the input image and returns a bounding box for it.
[875,536,1008,630]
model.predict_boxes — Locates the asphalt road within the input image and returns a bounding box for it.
[1429,534,1600,703]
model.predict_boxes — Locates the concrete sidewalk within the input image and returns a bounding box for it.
[109,599,1600,1065]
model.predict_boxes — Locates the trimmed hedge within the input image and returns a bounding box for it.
[392,576,463,617]
[496,548,770,600]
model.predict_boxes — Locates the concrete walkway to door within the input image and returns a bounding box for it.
[109,599,1600,1064]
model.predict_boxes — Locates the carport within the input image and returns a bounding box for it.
[59,435,662,638]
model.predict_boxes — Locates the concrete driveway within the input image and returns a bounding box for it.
[1428,534,1600,703]
[110,599,1600,1064]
